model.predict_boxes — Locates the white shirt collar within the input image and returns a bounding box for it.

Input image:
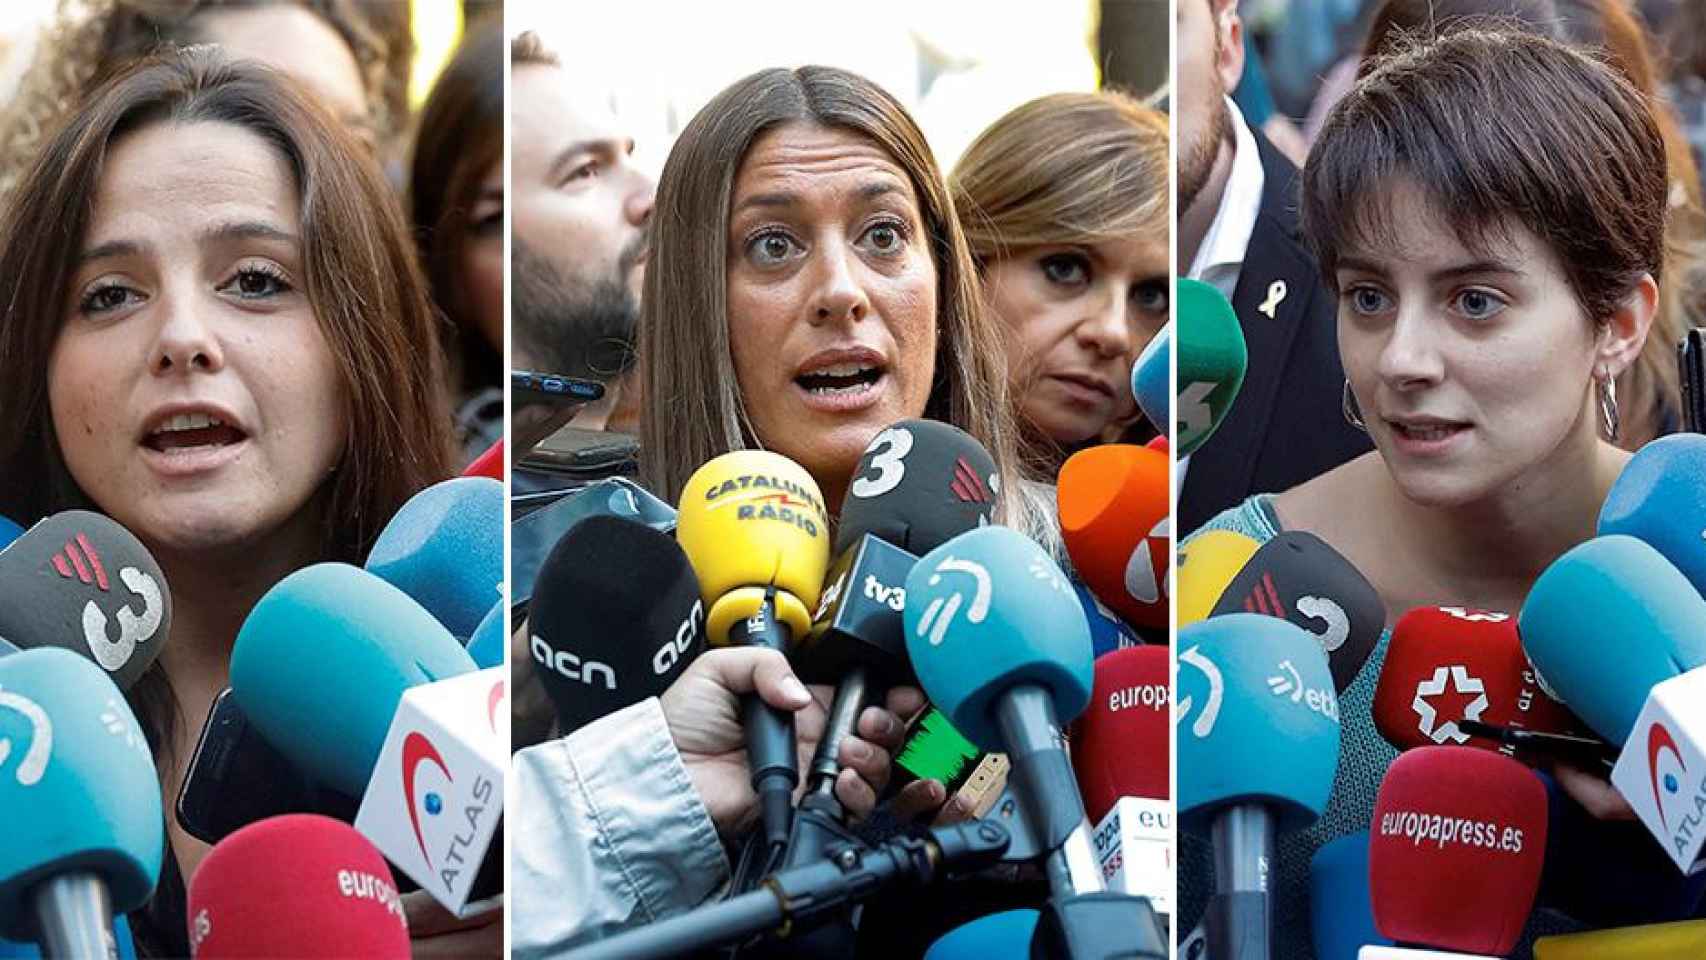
[1186,98,1266,299]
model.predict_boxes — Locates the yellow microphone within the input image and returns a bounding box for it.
[1535,919,1706,958]
[1177,529,1261,626]
[675,450,830,851]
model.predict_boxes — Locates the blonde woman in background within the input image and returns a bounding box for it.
[952,91,1171,476]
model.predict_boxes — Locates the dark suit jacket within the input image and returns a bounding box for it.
[1179,129,1373,536]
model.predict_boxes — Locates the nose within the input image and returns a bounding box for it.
[624,168,655,228]
[1075,283,1134,359]
[150,292,224,376]
[1375,302,1444,390]
[808,237,870,326]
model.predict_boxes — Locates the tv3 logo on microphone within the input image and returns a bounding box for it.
[915,555,991,646]
[50,531,165,672]
[400,730,496,895]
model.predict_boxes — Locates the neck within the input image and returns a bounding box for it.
[1178,121,1237,271]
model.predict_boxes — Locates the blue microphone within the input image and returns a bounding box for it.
[365,477,503,641]
[904,525,1097,896]
[1519,535,1706,746]
[924,910,1038,959]
[466,599,504,670]
[1132,324,1170,433]
[1074,580,1142,657]
[229,563,478,797]
[1177,614,1340,960]
[0,516,21,553]
[1598,433,1706,600]
[1310,832,1391,960]
[0,648,161,955]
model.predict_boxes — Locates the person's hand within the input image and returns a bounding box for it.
[1554,761,1636,820]
[659,647,913,838]
[402,892,502,958]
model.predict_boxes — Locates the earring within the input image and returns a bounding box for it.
[1598,367,1619,442]
[1343,379,1366,432]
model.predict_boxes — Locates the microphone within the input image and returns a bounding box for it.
[1534,920,1706,958]
[1368,746,1548,956]
[1176,529,1260,627]
[1598,432,1706,598]
[1075,647,1173,923]
[463,437,504,480]
[186,814,410,958]
[1209,531,1384,693]
[1177,614,1340,960]
[229,563,478,798]
[511,476,676,610]
[527,515,703,733]
[0,648,161,956]
[365,477,504,642]
[924,910,1037,959]
[1372,606,1583,761]
[1310,833,1392,960]
[1074,580,1143,657]
[1132,323,1170,433]
[466,599,504,670]
[834,419,998,555]
[1176,278,1246,455]
[675,450,830,852]
[0,916,135,959]
[0,515,21,551]
[1057,443,1170,628]
[0,510,171,690]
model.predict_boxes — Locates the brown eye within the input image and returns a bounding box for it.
[747,230,800,266]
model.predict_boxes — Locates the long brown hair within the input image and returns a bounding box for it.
[409,13,504,395]
[637,66,1034,534]
[0,47,456,758]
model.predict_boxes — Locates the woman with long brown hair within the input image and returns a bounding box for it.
[952,91,1171,474]
[0,48,465,955]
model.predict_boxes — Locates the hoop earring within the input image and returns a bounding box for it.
[1342,379,1366,432]
[1598,367,1619,442]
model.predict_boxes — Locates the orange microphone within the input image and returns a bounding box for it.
[1057,444,1170,629]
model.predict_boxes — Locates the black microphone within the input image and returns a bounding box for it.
[528,515,705,733]
[0,510,171,690]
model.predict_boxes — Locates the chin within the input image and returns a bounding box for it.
[1385,462,1496,510]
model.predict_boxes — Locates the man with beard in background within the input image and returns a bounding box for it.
[1174,0,1369,535]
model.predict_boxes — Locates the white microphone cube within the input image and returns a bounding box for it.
[1090,796,1174,921]
[1610,668,1706,875]
[356,666,507,916]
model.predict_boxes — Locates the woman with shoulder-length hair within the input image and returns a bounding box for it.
[0,47,461,956]
[636,64,1048,543]
[1180,26,1690,954]
[952,90,1170,473]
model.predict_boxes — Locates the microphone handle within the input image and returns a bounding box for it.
[804,664,871,807]
[32,872,115,959]
[1207,804,1275,960]
[994,684,1103,899]
[731,592,800,850]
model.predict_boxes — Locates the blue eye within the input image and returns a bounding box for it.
[1454,288,1507,320]
[1133,279,1168,314]
[1346,285,1393,315]
[1040,253,1089,287]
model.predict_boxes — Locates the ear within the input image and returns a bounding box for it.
[1596,273,1658,377]
[1215,0,1246,96]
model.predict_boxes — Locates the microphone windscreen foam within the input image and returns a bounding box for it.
[1176,529,1260,626]
[903,526,1092,750]
[1057,444,1169,628]
[187,814,409,958]
[1373,606,1579,756]
[0,648,161,941]
[0,510,171,690]
[462,437,503,480]
[466,599,504,669]
[1310,833,1391,960]
[1369,746,1547,955]
[230,563,476,796]
[1132,324,1170,432]
[1209,531,1383,693]
[1072,580,1142,657]
[1073,646,1170,822]
[837,419,998,554]
[1176,277,1246,455]
[675,450,830,641]
[366,477,504,641]
[1519,535,1706,745]
[924,910,1038,959]
[0,515,21,552]
[1598,432,1706,599]
[529,515,704,732]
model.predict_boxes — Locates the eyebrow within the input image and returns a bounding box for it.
[77,220,299,266]
[732,181,906,216]
[1336,256,1522,282]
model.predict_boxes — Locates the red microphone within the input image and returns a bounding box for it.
[187,814,411,958]
[463,438,503,480]
[1372,606,1584,761]
[1145,434,1168,454]
[1369,747,1548,955]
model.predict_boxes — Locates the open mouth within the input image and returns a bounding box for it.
[1388,420,1469,443]
[795,362,885,398]
[142,412,247,455]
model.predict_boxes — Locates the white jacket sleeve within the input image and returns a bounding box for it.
[511,697,731,956]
